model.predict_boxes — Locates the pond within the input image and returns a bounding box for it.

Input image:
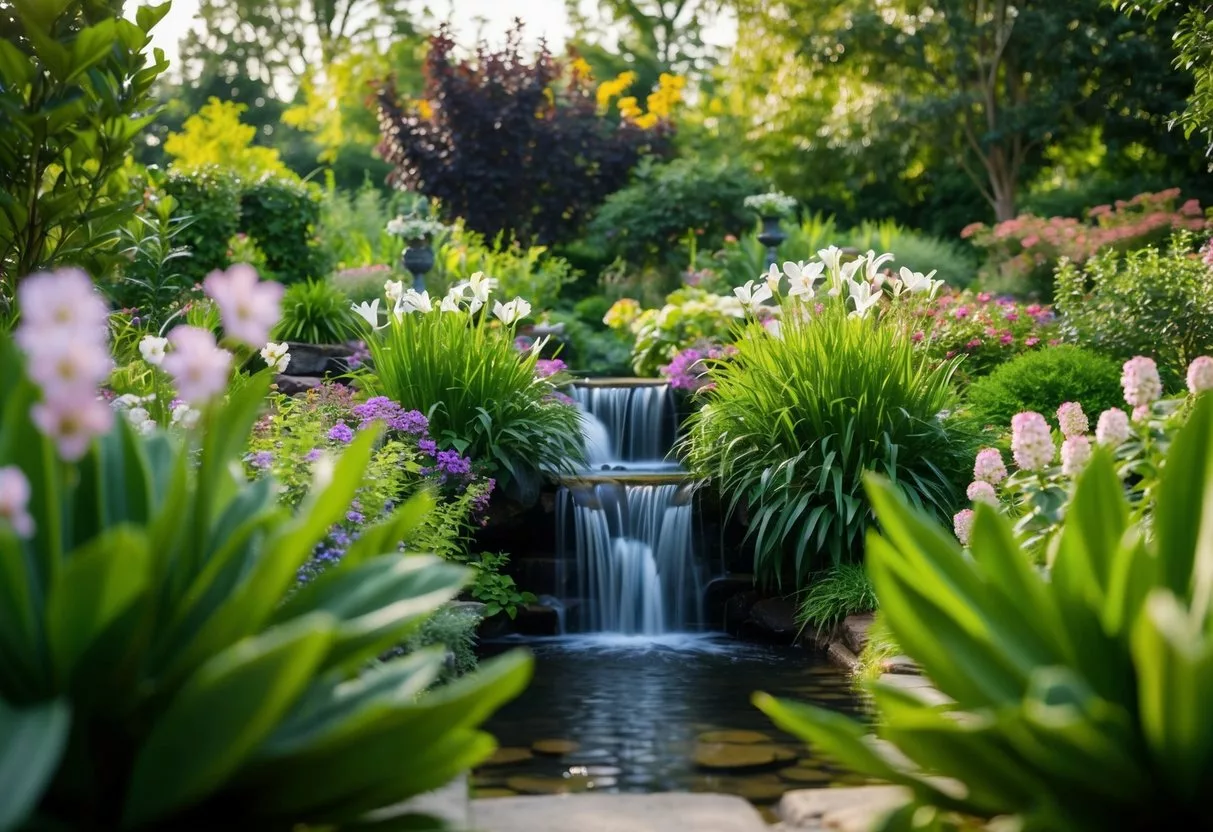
[474,634,873,814]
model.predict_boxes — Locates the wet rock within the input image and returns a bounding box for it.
[880,655,920,675]
[505,775,594,795]
[514,604,562,636]
[841,613,875,655]
[779,766,832,785]
[877,673,952,706]
[723,590,761,636]
[743,597,799,642]
[532,738,580,756]
[694,743,792,771]
[693,773,787,804]
[481,747,534,767]
[697,730,772,745]
[826,641,860,673]
[283,342,353,376]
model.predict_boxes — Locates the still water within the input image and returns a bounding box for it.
[475,634,872,809]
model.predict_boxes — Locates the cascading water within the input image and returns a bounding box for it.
[558,381,704,636]
[558,483,703,635]
[571,383,674,465]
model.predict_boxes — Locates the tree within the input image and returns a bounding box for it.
[164,98,292,181]
[0,0,169,305]
[734,0,1199,222]
[377,23,677,246]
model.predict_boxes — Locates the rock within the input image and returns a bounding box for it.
[841,613,875,655]
[697,730,772,745]
[448,601,487,619]
[284,342,352,376]
[877,674,953,707]
[750,597,799,637]
[778,785,911,830]
[273,374,322,396]
[471,792,769,832]
[826,641,860,673]
[694,743,795,771]
[532,739,579,756]
[723,590,761,636]
[481,747,534,767]
[880,655,920,675]
[514,604,561,636]
[505,775,594,795]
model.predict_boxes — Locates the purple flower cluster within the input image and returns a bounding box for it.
[535,358,567,378]
[328,423,354,444]
[346,340,370,369]
[660,343,738,392]
[247,450,274,470]
[436,449,473,479]
[352,396,429,435]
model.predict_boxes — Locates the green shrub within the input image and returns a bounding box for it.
[681,304,971,588]
[588,157,763,275]
[400,605,482,684]
[162,167,243,282]
[317,178,406,271]
[431,229,577,313]
[845,220,978,287]
[0,1,168,306]
[964,346,1125,430]
[617,287,744,377]
[757,394,1213,832]
[544,310,633,376]
[0,349,530,828]
[240,177,329,284]
[1055,233,1213,387]
[274,279,358,345]
[358,284,585,500]
[796,564,879,631]
[108,194,196,328]
[712,213,840,290]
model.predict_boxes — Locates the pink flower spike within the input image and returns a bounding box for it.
[953,509,975,546]
[1061,435,1092,476]
[0,466,34,537]
[203,264,284,347]
[967,480,998,506]
[30,394,114,462]
[1187,356,1213,395]
[973,448,1007,484]
[162,326,233,406]
[1056,402,1089,438]
[1011,411,1055,472]
[1121,356,1162,408]
[1096,408,1130,447]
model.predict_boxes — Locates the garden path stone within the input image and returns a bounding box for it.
[778,785,911,830]
[471,792,769,832]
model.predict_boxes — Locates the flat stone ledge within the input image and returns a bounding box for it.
[877,673,953,707]
[778,785,911,831]
[471,792,769,832]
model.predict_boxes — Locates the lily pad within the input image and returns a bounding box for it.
[696,730,772,745]
[506,775,594,795]
[481,747,534,767]
[532,738,580,756]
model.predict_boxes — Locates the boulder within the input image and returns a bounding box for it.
[747,597,799,640]
[284,342,353,376]
[273,375,322,396]
[841,613,876,655]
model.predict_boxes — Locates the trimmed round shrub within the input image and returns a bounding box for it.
[964,345,1124,430]
[240,177,329,284]
[162,167,242,282]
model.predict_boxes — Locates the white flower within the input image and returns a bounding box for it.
[397,289,433,315]
[848,280,883,317]
[139,335,169,366]
[492,297,532,325]
[862,251,896,281]
[466,271,495,313]
[817,246,844,279]
[260,341,291,373]
[125,406,151,426]
[384,280,405,304]
[352,299,383,329]
[171,403,201,429]
[763,264,783,295]
[733,280,773,311]
[899,267,944,297]
[840,259,864,284]
[784,261,823,299]
[386,216,407,237]
[440,288,463,313]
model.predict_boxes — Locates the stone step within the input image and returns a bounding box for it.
[841,613,875,655]
[471,792,769,832]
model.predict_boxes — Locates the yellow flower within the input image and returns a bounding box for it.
[413,99,433,120]
[634,112,659,130]
[595,71,637,111]
[571,57,592,79]
[618,96,642,120]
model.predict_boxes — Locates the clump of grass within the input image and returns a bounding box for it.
[796,563,879,631]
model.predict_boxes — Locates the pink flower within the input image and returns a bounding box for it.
[162,326,232,405]
[1025,337,1040,347]
[966,338,982,349]
[1056,402,1088,438]
[973,448,1008,484]
[1187,356,1213,394]
[967,480,998,506]
[1000,333,1013,346]
[31,395,114,461]
[1021,235,1040,248]
[0,466,34,537]
[953,306,970,319]
[1133,405,1152,422]
[953,509,975,545]
[1011,411,1055,472]
[976,292,992,303]
[24,339,114,401]
[203,264,284,346]
[1121,356,1162,408]
[1061,435,1091,476]
[911,330,924,342]
[1004,311,1019,322]
[1096,408,1130,447]
[14,269,109,343]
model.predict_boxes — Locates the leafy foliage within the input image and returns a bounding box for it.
[273,279,358,344]
[1055,233,1213,386]
[106,194,197,329]
[915,292,1061,383]
[398,604,482,684]
[0,0,169,307]
[377,23,674,246]
[610,287,745,377]
[162,168,244,283]
[240,177,328,284]
[164,97,292,181]
[681,304,971,588]
[796,564,878,631]
[0,346,530,828]
[757,393,1213,832]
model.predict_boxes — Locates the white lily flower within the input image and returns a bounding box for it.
[734,280,773,311]
[139,335,169,366]
[784,260,824,299]
[440,290,463,313]
[398,289,433,314]
[260,341,291,373]
[384,280,405,304]
[817,246,844,278]
[492,297,532,325]
[849,280,883,317]
[899,267,945,298]
[763,264,783,295]
[112,393,144,410]
[351,299,383,330]
[863,251,896,282]
[840,259,864,284]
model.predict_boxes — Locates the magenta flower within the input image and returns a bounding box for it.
[203,263,284,347]
[162,326,233,405]
[535,358,567,378]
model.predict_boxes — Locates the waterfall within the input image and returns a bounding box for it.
[572,384,674,465]
[558,482,704,635]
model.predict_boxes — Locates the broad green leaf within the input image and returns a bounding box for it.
[123,613,336,825]
[1154,394,1213,608]
[0,697,69,832]
[1052,450,1131,614]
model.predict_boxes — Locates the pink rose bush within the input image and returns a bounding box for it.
[952,354,1212,555]
[910,290,1059,381]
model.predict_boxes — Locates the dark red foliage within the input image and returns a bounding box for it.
[377,21,672,246]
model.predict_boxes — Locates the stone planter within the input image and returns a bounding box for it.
[756,215,787,269]
[402,242,434,292]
